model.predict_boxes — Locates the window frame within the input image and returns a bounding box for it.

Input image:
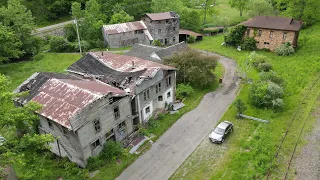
[105,129,114,140]
[166,76,171,86]
[158,96,163,101]
[269,31,273,39]
[282,32,287,40]
[114,106,120,119]
[47,119,54,129]
[91,139,101,150]
[145,106,150,114]
[258,30,262,37]
[118,121,126,131]
[167,92,171,98]
[93,119,101,133]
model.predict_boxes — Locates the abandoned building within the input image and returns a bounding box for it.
[102,21,153,48]
[125,41,189,62]
[14,72,133,167]
[241,16,303,51]
[67,52,176,124]
[179,29,203,42]
[141,12,180,46]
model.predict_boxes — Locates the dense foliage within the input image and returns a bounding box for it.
[176,83,194,99]
[0,0,43,62]
[275,42,295,56]
[163,49,218,87]
[224,25,247,47]
[241,37,257,50]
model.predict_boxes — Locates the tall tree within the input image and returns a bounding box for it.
[197,0,217,24]
[152,0,185,13]
[109,10,134,24]
[0,24,23,62]
[229,0,249,17]
[180,8,202,32]
[0,0,42,61]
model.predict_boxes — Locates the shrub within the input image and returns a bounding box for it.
[249,81,284,109]
[234,99,247,116]
[176,83,194,99]
[259,71,285,87]
[152,40,162,47]
[49,36,72,52]
[224,25,247,46]
[275,42,295,56]
[257,62,272,72]
[64,24,77,42]
[187,35,196,43]
[241,37,257,50]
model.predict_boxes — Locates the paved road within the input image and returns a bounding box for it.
[117,51,239,180]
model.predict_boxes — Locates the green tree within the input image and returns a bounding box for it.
[0,24,23,62]
[229,0,249,16]
[123,0,152,19]
[247,0,274,17]
[0,74,54,167]
[234,99,247,115]
[163,49,218,87]
[197,0,217,24]
[110,10,134,24]
[179,8,202,32]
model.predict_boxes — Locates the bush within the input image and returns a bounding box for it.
[87,140,125,171]
[49,36,73,52]
[257,62,272,72]
[224,25,247,46]
[152,40,162,47]
[176,83,194,99]
[241,37,257,50]
[275,42,295,56]
[249,81,284,109]
[234,99,247,116]
[259,71,285,87]
[187,35,196,43]
[64,24,77,42]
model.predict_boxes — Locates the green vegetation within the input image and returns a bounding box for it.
[173,22,320,179]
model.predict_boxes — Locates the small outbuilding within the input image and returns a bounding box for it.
[179,29,203,42]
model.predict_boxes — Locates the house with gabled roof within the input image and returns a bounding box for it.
[67,52,176,124]
[102,21,153,48]
[241,16,303,51]
[14,72,134,167]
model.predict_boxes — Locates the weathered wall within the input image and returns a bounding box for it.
[142,17,179,46]
[136,70,176,122]
[39,115,85,167]
[104,31,151,48]
[74,95,133,161]
[246,27,297,51]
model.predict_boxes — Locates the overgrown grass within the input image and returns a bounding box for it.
[173,23,320,179]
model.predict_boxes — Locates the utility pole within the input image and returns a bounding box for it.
[74,17,82,54]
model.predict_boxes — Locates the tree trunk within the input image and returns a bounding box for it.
[240,10,243,17]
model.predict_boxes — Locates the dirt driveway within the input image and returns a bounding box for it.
[116,51,239,180]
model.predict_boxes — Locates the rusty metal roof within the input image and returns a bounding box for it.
[179,29,203,37]
[240,16,303,31]
[91,52,175,77]
[31,78,126,129]
[145,12,177,21]
[103,21,147,35]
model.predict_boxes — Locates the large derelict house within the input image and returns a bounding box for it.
[141,12,180,46]
[102,21,153,48]
[67,52,176,123]
[14,72,133,167]
[241,16,303,51]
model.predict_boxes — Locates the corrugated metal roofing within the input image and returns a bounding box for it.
[241,16,303,31]
[103,21,147,35]
[179,29,203,37]
[31,78,126,129]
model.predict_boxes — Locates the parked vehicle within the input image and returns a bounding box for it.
[209,121,233,143]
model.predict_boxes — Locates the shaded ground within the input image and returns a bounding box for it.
[116,52,239,180]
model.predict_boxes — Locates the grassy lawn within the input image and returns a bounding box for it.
[172,23,320,179]
[203,0,249,26]
[0,52,223,180]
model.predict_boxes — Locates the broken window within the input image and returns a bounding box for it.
[93,119,101,133]
[105,129,114,140]
[91,139,101,150]
[283,32,287,40]
[47,119,54,129]
[158,96,163,101]
[167,92,171,98]
[166,76,171,86]
[145,106,150,114]
[246,29,250,36]
[269,31,273,39]
[258,30,262,37]
[118,121,126,131]
[114,106,120,119]
[156,82,161,93]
